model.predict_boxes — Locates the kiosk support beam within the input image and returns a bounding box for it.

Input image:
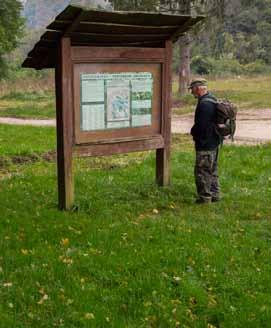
[156,40,173,186]
[55,37,74,210]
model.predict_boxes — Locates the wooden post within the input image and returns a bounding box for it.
[156,40,173,186]
[55,37,74,210]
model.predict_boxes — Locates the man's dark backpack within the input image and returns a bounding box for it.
[202,98,237,141]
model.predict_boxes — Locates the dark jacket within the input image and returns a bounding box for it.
[190,92,220,151]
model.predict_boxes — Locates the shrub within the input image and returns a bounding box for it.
[243,60,270,74]
[191,56,214,75]
[209,58,244,76]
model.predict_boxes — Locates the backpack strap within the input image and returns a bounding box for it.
[200,97,217,105]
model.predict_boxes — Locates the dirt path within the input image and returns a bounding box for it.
[1,109,270,144]
[172,109,271,144]
[0,117,56,127]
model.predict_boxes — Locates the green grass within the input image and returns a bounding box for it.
[173,75,271,115]
[0,124,55,157]
[0,91,55,119]
[0,130,271,327]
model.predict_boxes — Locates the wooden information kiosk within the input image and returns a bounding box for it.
[23,5,203,210]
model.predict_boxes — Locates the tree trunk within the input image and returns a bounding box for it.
[179,33,191,95]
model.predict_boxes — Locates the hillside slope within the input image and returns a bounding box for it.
[22,0,111,28]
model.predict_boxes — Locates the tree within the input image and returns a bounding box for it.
[172,1,229,93]
[109,0,159,11]
[160,1,195,95]
[0,0,24,77]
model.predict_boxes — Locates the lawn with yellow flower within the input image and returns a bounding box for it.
[0,125,271,327]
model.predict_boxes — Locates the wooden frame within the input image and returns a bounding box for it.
[55,38,74,210]
[55,37,173,210]
[73,62,162,144]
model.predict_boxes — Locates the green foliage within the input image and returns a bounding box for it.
[6,65,52,82]
[0,0,24,78]
[209,58,244,76]
[243,60,269,75]
[209,58,271,76]
[109,0,159,10]
[191,56,214,75]
[198,0,271,65]
[189,56,271,77]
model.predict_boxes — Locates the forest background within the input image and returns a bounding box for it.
[1,0,271,85]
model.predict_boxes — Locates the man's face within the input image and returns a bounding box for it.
[190,86,200,98]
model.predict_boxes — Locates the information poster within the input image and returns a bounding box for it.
[80,72,153,131]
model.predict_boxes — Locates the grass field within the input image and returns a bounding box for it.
[0,75,271,119]
[0,124,55,157]
[0,75,55,119]
[172,75,271,115]
[1,124,271,327]
[0,91,55,119]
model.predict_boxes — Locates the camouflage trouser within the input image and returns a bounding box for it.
[194,148,220,201]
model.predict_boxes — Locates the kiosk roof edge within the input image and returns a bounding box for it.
[22,5,204,70]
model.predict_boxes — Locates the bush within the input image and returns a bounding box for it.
[209,58,244,76]
[243,60,270,74]
[197,58,271,77]
[5,63,51,81]
[191,56,214,75]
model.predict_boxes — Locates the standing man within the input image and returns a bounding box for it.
[189,79,221,204]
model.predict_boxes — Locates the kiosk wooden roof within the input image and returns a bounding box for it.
[22,5,204,70]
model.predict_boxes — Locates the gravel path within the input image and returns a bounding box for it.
[1,109,270,144]
[0,117,56,127]
[172,109,271,144]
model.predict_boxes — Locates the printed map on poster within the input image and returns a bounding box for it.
[80,72,153,131]
[106,80,130,122]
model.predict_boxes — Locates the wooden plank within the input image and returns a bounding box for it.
[41,30,62,41]
[68,33,169,47]
[52,5,195,28]
[69,31,170,39]
[73,136,164,157]
[69,33,168,44]
[63,8,84,36]
[76,21,179,34]
[47,20,71,31]
[71,40,165,48]
[28,41,57,58]
[28,48,56,67]
[23,43,165,69]
[36,51,56,70]
[48,19,179,34]
[55,37,74,210]
[28,45,56,58]
[156,40,173,186]
[29,39,58,51]
[73,41,165,48]
[28,41,164,64]
[22,55,54,70]
[75,135,162,145]
[80,7,190,27]
[71,46,165,61]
